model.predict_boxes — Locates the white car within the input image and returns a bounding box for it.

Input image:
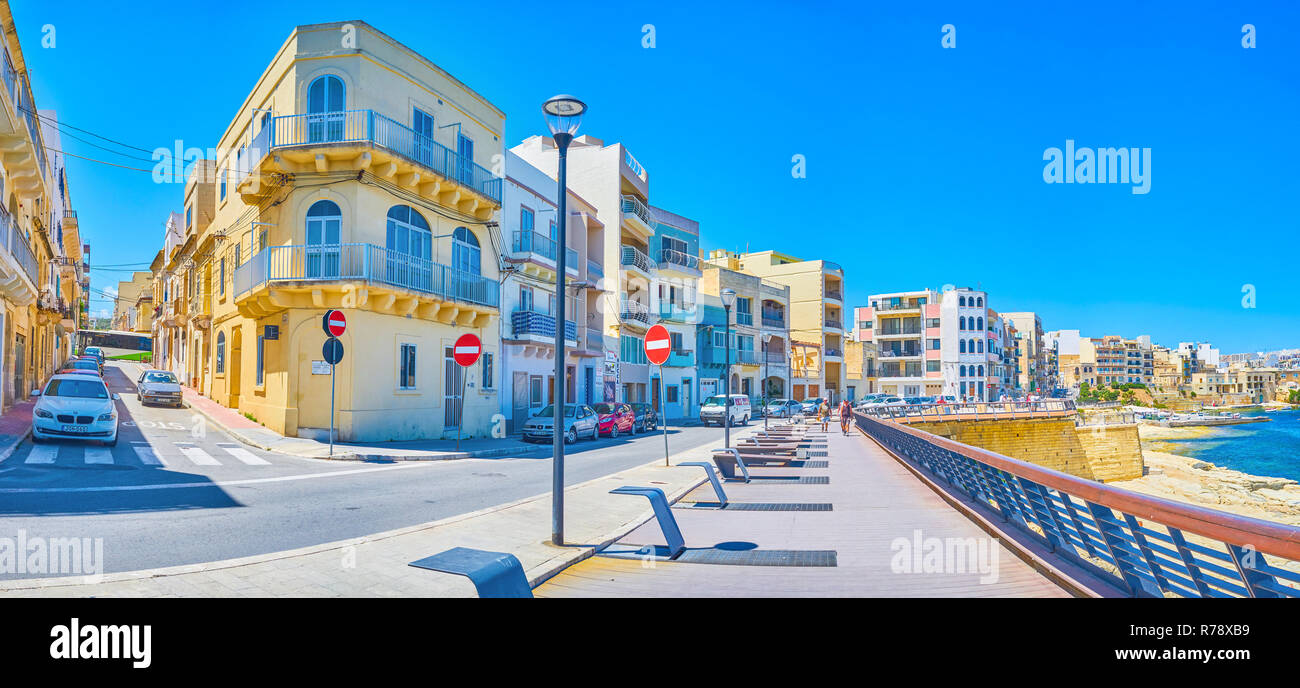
[137,369,184,407]
[31,374,120,446]
[700,394,750,427]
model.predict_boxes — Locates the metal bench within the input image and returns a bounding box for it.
[408,546,533,598]
[680,461,728,506]
[711,447,752,482]
[609,486,686,559]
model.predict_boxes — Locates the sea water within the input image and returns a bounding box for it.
[1145,410,1300,482]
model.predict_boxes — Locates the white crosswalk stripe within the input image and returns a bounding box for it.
[175,444,220,466]
[84,446,115,465]
[25,445,58,464]
[217,443,270,465]
[131,442,165,466]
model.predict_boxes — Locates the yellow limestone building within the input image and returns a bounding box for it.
[187,21,504,441]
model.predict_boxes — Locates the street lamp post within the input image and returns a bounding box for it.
[543,94,586,547]
[720,288,736,448]
[762,332,772,431]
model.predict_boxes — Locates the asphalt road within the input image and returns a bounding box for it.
[0,362,740,576]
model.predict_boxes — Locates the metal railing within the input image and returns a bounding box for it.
[585,327,605,351]
[619,298,652,325]
[620,245,654,273]
[587,259,603,280]
[658,302,695,322]
[878,326,922,335]
[256,110,502,203]
[761,313,785,328]
[824,318,843,330]
[233,243,499,308]
[876,301,926,311]
[510,310,576,342]
[878,349,922,358]
[620,194,656,229]
[658,248,699,271]
[512,231,578,268]
[826,289,843,301]
[855,412,1300,597]
[737,349,759,365]
[1,209,39,285]
[825,348,843,358]
[860,399,1076,420]
[735,311,753,326]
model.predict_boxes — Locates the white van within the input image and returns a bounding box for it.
[700,394,751,427]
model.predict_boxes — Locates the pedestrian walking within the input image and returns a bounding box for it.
[818,400,830,431]
[838,398,854,435]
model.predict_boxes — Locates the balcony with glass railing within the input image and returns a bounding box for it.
[761,310,785,329]
[584,327,605,352]
[658,301,696,322]
[620,244,654,278]
[823,318,843,330]
[510,309,577,344]
[510,231,578,275]
[875,299,926,312]
[233,243,500,313]
[620,194,656,234]
[735,311,754,327]
[244,109,501,207]
[587,259,603,281]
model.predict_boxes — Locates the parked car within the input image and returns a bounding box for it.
[764,398,802,417]
[83,346,105,366]
[60,359,102,377]
[522,404,598,444]
[864,396,905,408]
[800,397,826,414]
[136,369,183,407]
[31,374,120,446]
[77,354,104,374]
[700,394,751,427]
[628,403,658,432]
[592,402,635,438]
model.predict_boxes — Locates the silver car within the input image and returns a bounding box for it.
[137,369,183,407]
[32,374,120,446]
[522,404,599,444]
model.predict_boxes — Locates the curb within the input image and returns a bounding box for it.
[0,427,31,464]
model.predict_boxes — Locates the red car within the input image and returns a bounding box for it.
[592,402,635,438]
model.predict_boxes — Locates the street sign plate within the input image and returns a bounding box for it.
[264,325,279,340]
[322,309,347,337]
[322,337,344,365]
[453,333,481,367]
[644,324,671,366]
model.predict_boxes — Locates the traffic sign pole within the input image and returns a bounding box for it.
[321,331,346,457]
[662,364,669,466]
[643,325,672,467]
[452,333,482,453]
[330,360,336,457]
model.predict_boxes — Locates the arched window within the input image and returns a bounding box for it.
[960,365,967,376]
[307,75,345,142]
[978,365,984,377]
[959,316,965,330]
[977,317,984,330]
[977,339,984,353]
[216,331,226,373]
[977,297,983,307]
[386,205,431,260]
[452,226,482,275]
[959,296,966,307]
[306,200,342,277]
[959,340,966,354]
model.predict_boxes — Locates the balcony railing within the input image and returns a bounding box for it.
[512,231,578,269]
[658,302,695,322]
[254,110,502,203]
[233,243,499,308]
[511,310,576,342]
[735,311,754,326]
[761,314,785,328]
[620,245,654,274]
[585,327,605,351]
[666,350,695,367]
[737,350,759,365]
[825,348,844,358]
[824,318,843,330]
[878,326,922,336]
[825,289,843,301]
[620,194,656,230]
[658,248,699,272]
[875,301,926,312]
[1,209,39,285]
[878,349,922,358]
[587,259,603,280]
[619,299,652,325]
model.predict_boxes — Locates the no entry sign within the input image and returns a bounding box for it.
[453,333,482,367]
[322,309,347,337]
[644,324,671,366]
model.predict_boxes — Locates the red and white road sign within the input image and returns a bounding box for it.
[322,309,347,337]
[453,333,482,367]
[644,324,671,366]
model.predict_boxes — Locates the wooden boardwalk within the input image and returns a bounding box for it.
[537,426,1073,598]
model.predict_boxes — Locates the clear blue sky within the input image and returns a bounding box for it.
[15,0,1299,352]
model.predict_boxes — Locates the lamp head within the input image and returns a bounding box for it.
[543,95,586,144]
[720,288,737,309]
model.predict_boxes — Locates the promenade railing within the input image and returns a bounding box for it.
[855,411,1300,597]
[860,400,1076,421]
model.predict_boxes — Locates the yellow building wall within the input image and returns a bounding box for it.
[910,417,1144,482]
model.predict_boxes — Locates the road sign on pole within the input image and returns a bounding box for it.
[644,324,671,366]
[322,336,345,457]
[453,333,481,451]
[322,310,347,338]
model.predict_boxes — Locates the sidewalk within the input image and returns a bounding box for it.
[0,401,34,463]
[0,425,761,597]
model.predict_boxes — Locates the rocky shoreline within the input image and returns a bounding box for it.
[1115,425,1300,526]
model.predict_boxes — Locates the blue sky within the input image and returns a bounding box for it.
[15,0,1299,352]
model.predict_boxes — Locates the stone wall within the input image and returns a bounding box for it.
[909,417,1144,482]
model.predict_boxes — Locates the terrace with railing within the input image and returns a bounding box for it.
[232,243,499,308]
[620,194,656,231]
[510,310,577,342]
[658,247,700,274]
[1,209,39,286]
[859,399,1077,422]
[511,230,578,270]
[248,110,501,203]
[619,298,653,326]
[619,244,654,275]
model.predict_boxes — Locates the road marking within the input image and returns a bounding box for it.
[175,444,220,466]
[217,443,270,466]
[25,445,58,464]
[0,461,431,493]
[84,446,115,465]
[131,442,165,466]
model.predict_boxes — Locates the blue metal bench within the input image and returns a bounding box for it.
[609,486,686,559]
[408,547,533,598]
[680,461,728,506]
[711,447,751,482]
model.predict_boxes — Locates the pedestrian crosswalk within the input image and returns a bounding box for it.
[18,440,276,468]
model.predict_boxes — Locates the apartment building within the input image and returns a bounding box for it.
[1002,311,1048,392]
[844,339,877,399]
[1084,335,1153,385]
[513,133,701,414]
[697,262,791,409]
[0,6,82,408]
[705,250,845,402]
[112,270,152,332]
[498,151,605,433]
[165,21,507,441]
[151,211,188,378]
